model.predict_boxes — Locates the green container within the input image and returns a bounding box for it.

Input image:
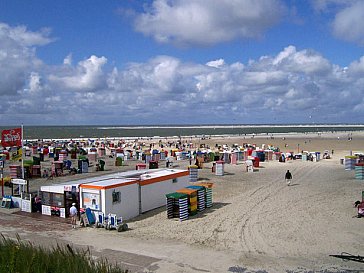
[166,192,188,199]
[115,157,123,166]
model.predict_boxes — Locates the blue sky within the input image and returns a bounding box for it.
[1,0,364,125]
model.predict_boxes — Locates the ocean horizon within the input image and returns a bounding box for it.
[1,123,364,140]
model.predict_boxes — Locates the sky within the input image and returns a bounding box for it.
[1,0,364,126]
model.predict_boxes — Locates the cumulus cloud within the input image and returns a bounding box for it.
[272,45,331,75]
[332,1,364,45]
[0,22,53,47]
[206,59,225,68]
[49,55,108,91]
[1,22,364,124]
[27,72,43,94]
[133,0,285,46]
[309,1,364,46]
[0,22,52,99]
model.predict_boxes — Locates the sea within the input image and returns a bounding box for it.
[1,124,364,141]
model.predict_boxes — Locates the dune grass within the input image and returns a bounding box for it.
[0,234,128,273]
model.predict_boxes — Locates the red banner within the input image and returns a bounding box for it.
[1,128,22,147]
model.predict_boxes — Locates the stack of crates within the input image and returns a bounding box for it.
[176,188,198,216]
[166,183,214,221]
[188,165,199,182]
[186,185,205,212]
[355,163,364,180]
[166,192,189,221]
[195,182,214,208]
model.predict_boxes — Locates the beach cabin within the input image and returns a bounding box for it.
[39,176,105,218]
[79,178,140,221]
[40,182,80,218]
[39,168,190,221]
[231,151,238,165]
[138,169,190,213]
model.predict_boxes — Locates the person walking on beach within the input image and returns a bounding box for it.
[285,170,292,186]
[70,203,78,229]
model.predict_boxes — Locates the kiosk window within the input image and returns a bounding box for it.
[112,190,121,203]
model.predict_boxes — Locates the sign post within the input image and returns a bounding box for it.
[0,160,4,197]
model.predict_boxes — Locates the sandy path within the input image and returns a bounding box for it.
[92,156,363,272]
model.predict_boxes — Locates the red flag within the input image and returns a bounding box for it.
[1,128,22,147]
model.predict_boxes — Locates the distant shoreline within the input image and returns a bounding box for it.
[2,124,364,141]
[21,130,364,143]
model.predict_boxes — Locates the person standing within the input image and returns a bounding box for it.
[285,170,292,186]
[70,203,78,229]
[35,195,42,212]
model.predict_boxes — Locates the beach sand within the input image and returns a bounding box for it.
[0,131,364,272]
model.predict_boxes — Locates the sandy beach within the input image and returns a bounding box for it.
[1,131,364,272]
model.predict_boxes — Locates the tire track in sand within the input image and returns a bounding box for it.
[237,161,321,255]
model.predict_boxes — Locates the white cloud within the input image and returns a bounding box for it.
[272,45,331,75]
[63,54,73,65]
[206,59,225,68]
[309,1,364,46]
[1,22,364,124]
[133,0,285,46]
[49,55,107,91]
[0,22,53,46]
[0,22,50,96]
[27,72,43,94]
[332,1,364,45]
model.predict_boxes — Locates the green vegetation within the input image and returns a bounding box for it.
[0,234,128,273]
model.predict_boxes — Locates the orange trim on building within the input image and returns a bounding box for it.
[138,170,189,186]
[80,180,137,190]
